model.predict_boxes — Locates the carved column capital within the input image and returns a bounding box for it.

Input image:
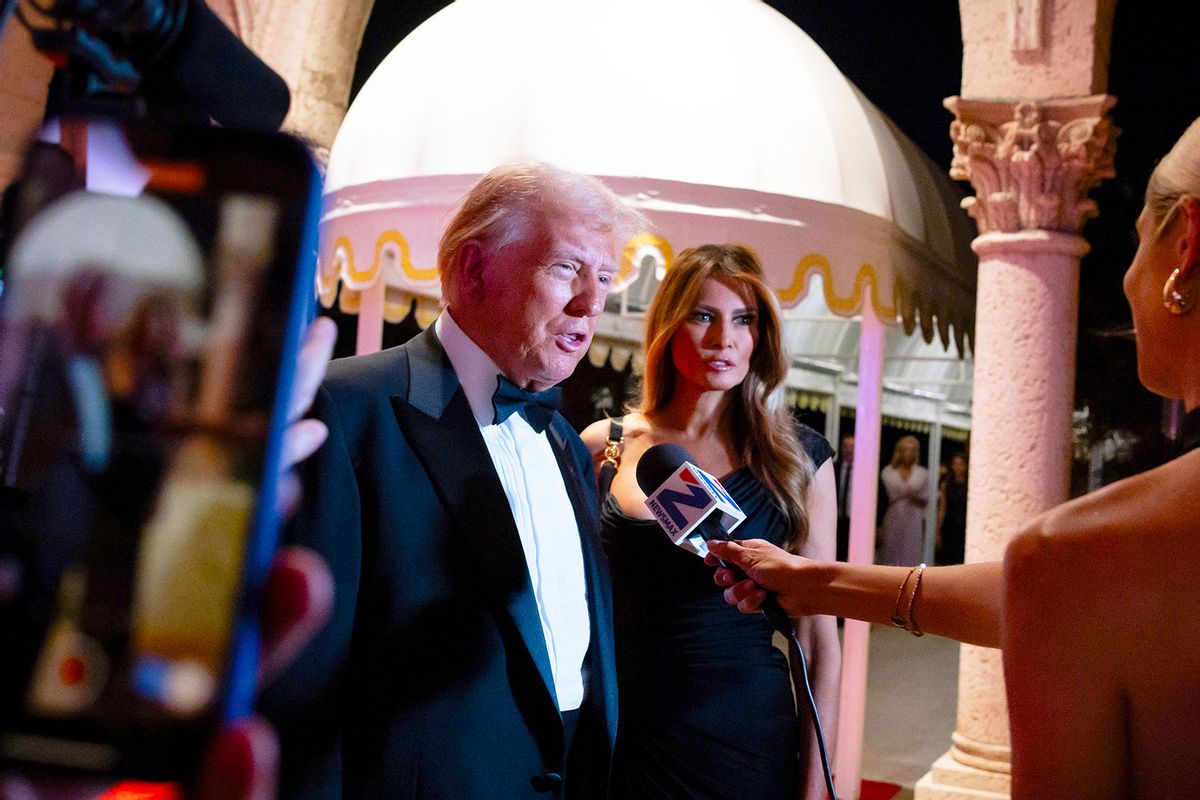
[944,95,1117,235]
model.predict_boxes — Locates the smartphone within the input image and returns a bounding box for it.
[0,117,320,785]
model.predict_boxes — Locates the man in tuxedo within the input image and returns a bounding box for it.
[263,162,647,799]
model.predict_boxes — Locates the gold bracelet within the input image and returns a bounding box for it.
[891,565,920,629]
[906,563,927,637]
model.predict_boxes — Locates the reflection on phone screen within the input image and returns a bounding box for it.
[0,120,313,782]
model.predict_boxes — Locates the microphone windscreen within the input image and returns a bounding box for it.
[144,0,291,130]
[635,442,693,495]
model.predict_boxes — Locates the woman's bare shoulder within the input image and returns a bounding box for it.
[1005,451,1200,681]
[579,412,653,455]
[1009,450,1200,574]
[579,418,613,456]
[620,412,653,437]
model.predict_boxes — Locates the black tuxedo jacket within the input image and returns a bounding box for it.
[262,327,618,800]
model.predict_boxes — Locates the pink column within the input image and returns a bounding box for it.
[355,278,386,355]
[835,300,885,800]
[915,96,1115,799]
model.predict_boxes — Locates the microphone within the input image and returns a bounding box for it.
[140,0,291,130]
[634,443,792,635]
[29,0,291,130]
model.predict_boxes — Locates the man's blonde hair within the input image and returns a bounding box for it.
[438,161,648,306]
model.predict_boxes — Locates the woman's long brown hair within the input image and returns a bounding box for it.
[635,244,814,548]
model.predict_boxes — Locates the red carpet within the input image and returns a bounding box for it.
[856,779,903,800]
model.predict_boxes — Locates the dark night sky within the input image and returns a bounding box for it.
[349,1,1200,457]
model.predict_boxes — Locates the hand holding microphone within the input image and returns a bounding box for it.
[704,538,811,617]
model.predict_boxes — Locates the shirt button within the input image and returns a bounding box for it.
[530,772,563,793]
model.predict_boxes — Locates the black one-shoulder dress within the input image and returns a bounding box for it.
[601,425,833,799]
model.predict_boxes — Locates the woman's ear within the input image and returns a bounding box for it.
[1176,195,1200,281]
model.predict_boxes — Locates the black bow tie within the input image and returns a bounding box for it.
[491,375,562,433]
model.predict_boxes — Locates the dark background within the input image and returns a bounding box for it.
[342,0,1200,484]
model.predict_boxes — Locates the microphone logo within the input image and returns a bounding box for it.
[644,461,746,555]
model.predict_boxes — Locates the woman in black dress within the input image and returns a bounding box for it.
[581,244,840,799]
[936,452,968,565]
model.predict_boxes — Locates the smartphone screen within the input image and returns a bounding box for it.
[0,118,319,783]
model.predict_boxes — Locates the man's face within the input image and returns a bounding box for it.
[840,436,855,462]
[472,213,618,391]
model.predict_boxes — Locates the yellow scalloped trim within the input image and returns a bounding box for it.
[619,233,674,287]
[332,236,366,283]
[338,286,360,313]
[333,230,440,286]
[328,235,900,324]
[776,253,897,319]
[414,296,441,329]
[315,256,339,309]
[384,287,413,324]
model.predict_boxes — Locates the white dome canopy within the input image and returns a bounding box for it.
[321,0,977,424]
[331,0,894,221]
[5,191,204,325]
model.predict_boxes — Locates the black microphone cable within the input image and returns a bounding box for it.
[708,540,837,800]
[787,623,838,800]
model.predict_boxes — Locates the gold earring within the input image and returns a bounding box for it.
[1163,268,1195,316]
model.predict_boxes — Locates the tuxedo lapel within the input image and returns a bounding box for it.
[390,328,562,731]
[546,417,618,751]
[545,419,601,541]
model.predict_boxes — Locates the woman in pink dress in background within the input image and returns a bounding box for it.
[878,435,928,566]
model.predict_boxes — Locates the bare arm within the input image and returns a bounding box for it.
[708,540,1003,649]
[793,460,840,799]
